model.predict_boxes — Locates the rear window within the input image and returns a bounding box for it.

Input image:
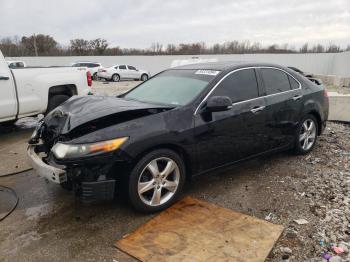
[212,69,259,103]
[261,68,291,95]
[128,65,136,70]
[119,65,127,69]
[288,76,300,89]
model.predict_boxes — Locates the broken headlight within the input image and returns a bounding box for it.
[51,137,128,159]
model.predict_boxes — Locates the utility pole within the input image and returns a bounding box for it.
[33,34,38,56]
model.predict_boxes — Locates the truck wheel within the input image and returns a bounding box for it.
[93,73,98,80]
[128,149,185,212]
[46,95,70,114]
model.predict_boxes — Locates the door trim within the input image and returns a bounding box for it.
[194,66,302,115]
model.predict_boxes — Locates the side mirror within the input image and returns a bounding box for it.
[205,96,232,112]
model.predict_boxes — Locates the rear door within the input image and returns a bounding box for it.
[258,67,303,149]
[0,58,17,121]
[118,65,128,79]
[194,68,269,172]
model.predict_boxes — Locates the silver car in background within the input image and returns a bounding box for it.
[97,64,150,82]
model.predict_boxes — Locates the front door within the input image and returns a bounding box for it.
[0,59,17,121]
[127,65,139,79]
[194,68,270,173]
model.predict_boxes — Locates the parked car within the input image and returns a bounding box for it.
[72,62,102,80]
[28,62,329,212]
[7,60,26,69]
[0,49,92,124]
[97,64,150,82]
[288,66,323,86]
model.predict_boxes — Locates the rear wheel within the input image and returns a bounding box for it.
[93,72,98,80]
[128,149,185,212]
[46,94,70,114]
[112,74,120,82]
[294,114,318,155]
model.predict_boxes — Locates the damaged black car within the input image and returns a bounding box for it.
[28,62,329,212]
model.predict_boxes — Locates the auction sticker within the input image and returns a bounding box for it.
[195,70,220,76]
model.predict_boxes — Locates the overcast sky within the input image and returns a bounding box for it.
[1,0,349,49]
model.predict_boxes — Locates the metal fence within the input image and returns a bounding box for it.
[6,51,350,77]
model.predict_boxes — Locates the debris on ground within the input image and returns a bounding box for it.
[294,219,309,225]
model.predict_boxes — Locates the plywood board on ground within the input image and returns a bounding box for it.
[115,197,284,262]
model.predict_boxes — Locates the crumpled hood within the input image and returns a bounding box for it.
[44,95,172,135]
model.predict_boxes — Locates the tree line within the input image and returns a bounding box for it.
[1,34,349,57]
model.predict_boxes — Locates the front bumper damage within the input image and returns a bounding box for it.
[27,145,67,184]
[27,144,117,204]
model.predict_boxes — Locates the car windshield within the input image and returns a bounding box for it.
[123,69,218,106]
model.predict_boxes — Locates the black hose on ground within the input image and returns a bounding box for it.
[0,168,31,221]
[0,185,19,222]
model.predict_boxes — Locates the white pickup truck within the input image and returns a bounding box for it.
[0,50,92,124]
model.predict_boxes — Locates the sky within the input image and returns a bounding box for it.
[0,0,349,49]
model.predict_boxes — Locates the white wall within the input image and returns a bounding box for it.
[6,51,350,77]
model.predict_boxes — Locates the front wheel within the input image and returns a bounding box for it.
[128,149,185,212]
[141,74,148,81]
[294,114,318,155]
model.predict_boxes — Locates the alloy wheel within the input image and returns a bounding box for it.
[299,119,317,151]
[113,75,120,82]
[137,157,180,206]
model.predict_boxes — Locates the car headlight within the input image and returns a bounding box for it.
[51,137,128,159]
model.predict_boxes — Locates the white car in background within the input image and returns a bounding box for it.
[7,60,26,68]
[97,64,150,82]
[72,62,102,80]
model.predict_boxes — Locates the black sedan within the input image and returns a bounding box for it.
[28,62,329,212]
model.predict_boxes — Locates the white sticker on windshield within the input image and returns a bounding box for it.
[195,70,220,76]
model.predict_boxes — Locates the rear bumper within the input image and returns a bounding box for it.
[27,145,67,184]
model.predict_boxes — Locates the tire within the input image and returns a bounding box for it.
[46,95,70,114]
[112,74,120,82]
[141,74,148,81]
[294,114,318,155]
[60,179,73,191]
[93,73,98,80]
[128,149,186,212]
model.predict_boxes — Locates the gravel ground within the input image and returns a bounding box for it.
[0,80,349,262]
[91,80,140,96]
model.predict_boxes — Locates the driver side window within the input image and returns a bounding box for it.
[211,69,259,103]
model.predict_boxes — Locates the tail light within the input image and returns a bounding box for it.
[87,71,92,87]
[324,89,328,97]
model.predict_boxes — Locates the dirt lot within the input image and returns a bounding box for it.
[0,80,350,262]
[91,80,140,96]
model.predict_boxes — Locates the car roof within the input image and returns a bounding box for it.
[171,61,290,72]
[73,61,101,64]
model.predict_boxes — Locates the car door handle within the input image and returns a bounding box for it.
[250,106,266,114]
[0,76,10,80]
[292,95,303,101]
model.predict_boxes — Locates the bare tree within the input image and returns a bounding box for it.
[69,39,90,56]
[89,38,108,55]
[299,43,308,53]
